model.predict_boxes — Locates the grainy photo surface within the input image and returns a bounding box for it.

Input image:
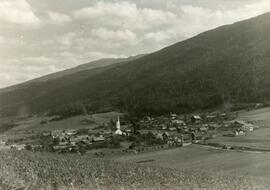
[1,0,270,189]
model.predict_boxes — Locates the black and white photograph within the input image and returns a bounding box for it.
[1,0,270,189]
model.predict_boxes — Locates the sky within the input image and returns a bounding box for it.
[0,0,270,88]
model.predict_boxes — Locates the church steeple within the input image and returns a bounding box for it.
[116,115,121,130]
[115,115,123,135]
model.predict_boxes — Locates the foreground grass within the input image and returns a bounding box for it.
[0,150,268,190]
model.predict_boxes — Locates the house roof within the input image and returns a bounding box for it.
[92,136,105,142]
[192,115,202,120]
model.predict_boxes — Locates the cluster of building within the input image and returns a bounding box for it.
[224,120,258,137]
[6,111,259,153]
[135,113,224,144]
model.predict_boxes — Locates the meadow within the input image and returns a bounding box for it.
[0,149,267,190]
[115,144,270,180]
[206,107,270,149]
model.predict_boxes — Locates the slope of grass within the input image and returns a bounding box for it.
[0,150,268,190]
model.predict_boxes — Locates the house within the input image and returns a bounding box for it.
[10,144,25,150]
[234,130,245,136]
[65,130,77,136]
[209,123,219,130]
[143,116,153,121]
[69,135,91,145]
[171,119,186,126]
[69,137,80,145]
[51,130,63,138]
[92,135,105,143]
[59,141,69,146]
[42,131,51,137]
[170,113,177,119]
[103,130,112,137]
[168,127,177,131]
[77,134,90,139]
[199,126,208,132]
[162,132,170,140]
[155,133,164,140]
[232,120,254,132]
[53,145,69,152]
[220,113,227,118]
[124,128,133,136]
[160,124,167,130]
[206,115,217,122]
[191,115,202,123]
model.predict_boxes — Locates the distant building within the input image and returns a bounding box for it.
[171,119,186,126]
[115,116,123,135]
[232,120,254,132]
[65,130,77,136]
[92,135,105,142]
[170,113,177,120]
[191,115,202,124]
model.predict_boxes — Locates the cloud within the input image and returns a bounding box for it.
[0,56,58,87]
[1,0,270,88]
[0,0,40,26]
[48,12,71,25]
[91,28,137,45]
[73,1,177,31]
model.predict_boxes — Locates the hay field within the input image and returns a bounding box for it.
[0,149,267,190]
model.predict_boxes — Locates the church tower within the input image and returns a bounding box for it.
[116,116,120,130]
[115,116,123,135]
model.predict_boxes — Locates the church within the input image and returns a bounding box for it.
[114,116,123,135]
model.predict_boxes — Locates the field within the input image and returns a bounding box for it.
[0,149,268,190]
[114,144,270,180]
[206,107,270,149]
[238,107,270,123]
[0,111,123,135]
[109,107,270,187]
[2,108,270,189]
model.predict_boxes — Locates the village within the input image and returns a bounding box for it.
[3,110,259,155]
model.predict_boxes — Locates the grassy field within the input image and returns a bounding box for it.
[238,107,270,123]
[0,111,123,135]
[2,108,270,189]
[114,144,270,180]
[0,149,268,190]
[206,107,270,149]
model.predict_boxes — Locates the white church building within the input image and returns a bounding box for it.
[115,116,123,135]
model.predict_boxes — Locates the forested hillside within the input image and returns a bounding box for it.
[1,12,270,117]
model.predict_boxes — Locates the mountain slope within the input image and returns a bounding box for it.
[1,12,270,117]
[0,55,144,94]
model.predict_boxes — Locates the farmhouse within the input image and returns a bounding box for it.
[171,119,186,126]
[191,115,202,124]
[92,135,105,143]
[168,127,177,131]
[199,126,208,133]
[52,130,63,138]
[170,113,177,119]
[232,120,254,132]
[65,129,77,136]
[206,115,217,122]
